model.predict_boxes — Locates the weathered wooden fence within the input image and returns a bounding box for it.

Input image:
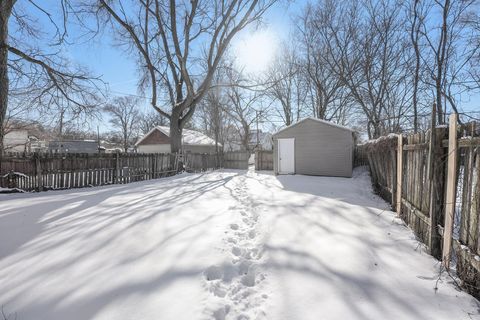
[354,144,369,167]
[363,115,480,298]
[0,152,222,192]
[255,150,273,170]
[223,151,250,169]
[450,119,480,296]
[0,151,252,192]
[361,135,398,205]
[183,153,221,173]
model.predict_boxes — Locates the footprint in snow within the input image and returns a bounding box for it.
[232,246,243,257]
[204,265,223,281]
[213,305,230,320]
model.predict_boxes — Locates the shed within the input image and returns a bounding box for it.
[272,117,355,177]
[135,126,219,154]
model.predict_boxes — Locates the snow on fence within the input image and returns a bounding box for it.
[363,116,480,298]
[0,152,226,192]
[255,150,273,171]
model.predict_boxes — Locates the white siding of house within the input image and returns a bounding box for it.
[137,144,217,154]
[137,144,171,153]
[3,130,29,152]
[184,145,217,154]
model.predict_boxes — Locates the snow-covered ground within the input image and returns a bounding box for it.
[0,168,479,320]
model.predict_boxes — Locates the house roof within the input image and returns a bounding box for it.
[135,126,219,146]
[272,117,355,136]
[249,130,272,145]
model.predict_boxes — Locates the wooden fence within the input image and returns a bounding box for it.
[451,119,480,295]
[183,153,222,173]
[363,115,480,298]
[354,144,369,167]
[360,135,398,205]
[0,151,230,192]
[0,151,252,192]
[223,151,250,169]
[255,150,273,170]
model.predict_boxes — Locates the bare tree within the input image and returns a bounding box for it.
[221,67,264,151]
[0,1,102,153]
[197,86,230,153]
[313,0,411,138]
[91,0,277,153]
[104,96,141,152]
[421,0,479,123]
[409,0,426,132]
[295,5,352,123]
[264,43,307,126]
[139,109,168,135]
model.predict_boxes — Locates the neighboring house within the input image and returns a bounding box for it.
[272,117,355,177]
[99,140,124,153]
[249,130,273,151]
[49,140,100,153]
[135,126,219,154]
[223,129,273,152]
[3,129,29,152]
[29,136,49,153]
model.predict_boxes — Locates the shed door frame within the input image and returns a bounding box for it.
[278,138,295,174]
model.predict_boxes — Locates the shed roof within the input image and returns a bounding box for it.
[273,117,354,136]
[135,126,219,146]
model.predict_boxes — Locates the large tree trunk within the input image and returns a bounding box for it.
[170,114,182,154]
[0,2,13,155]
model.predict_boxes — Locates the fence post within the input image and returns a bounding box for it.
[35,153,43,192]
[442,113,459,269]
[114,152,119,184]
[427,104,447,258]
[396,134,403,214]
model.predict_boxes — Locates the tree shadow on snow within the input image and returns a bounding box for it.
[0,171,241,320]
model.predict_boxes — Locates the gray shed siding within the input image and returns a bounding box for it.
[273,119,353,177]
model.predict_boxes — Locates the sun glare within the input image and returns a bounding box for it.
[234,30,278,74]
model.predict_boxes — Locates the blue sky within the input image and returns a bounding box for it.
[61,1,305,132]
[69,1,300,104]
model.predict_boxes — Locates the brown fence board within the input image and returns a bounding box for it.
[223,151,249,170]
[255,150,273,170]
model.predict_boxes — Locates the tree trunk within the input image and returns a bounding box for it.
[170,116,182,154]
[0,2,13,155]
[436,0,449,125]
[411,0,421,133]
